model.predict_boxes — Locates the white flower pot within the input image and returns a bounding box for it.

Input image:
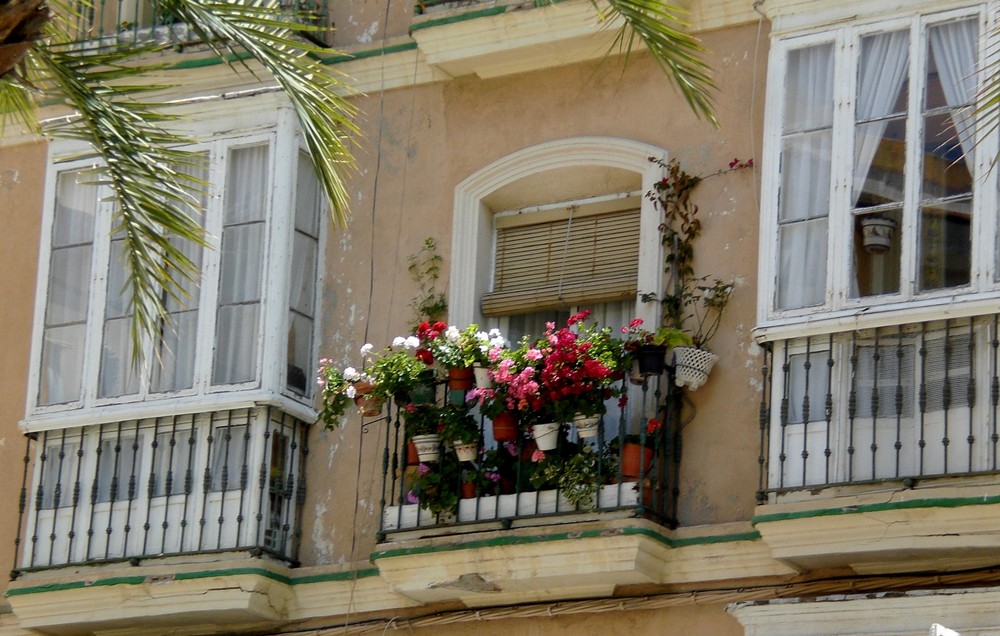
[860,216,896,254]
[532,422,560,451]
[411,434,441,463]
[453,441,479,462]
[673,346,719,391]
[572,414,600,438]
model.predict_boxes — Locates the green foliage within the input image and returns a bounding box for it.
[1,0,357,364]
[408,453,461,516]
[439,403,480,444]
[402,402,442,438]
[369,350,429,401]
[408,237,448,327]
[529,445,604,510]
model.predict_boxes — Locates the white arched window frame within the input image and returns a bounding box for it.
[449,136,668,331]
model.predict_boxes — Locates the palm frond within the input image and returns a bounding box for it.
[35,41,207,364]
[159,0,359,227]
[593,0,716,125]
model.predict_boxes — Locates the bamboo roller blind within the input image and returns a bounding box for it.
[481,202,640,316]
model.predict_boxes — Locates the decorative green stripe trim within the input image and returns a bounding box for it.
[321,41,418,65]
[168,51,255,70]
[752,495,1000,526]
[292,568,380,585]
[6,565,379,597]
[409,6,507,33]
[370,526,760,560]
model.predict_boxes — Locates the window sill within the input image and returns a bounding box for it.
[754,290,1000,344]
[21,390,316,434]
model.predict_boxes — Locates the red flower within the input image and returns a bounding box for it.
[416,349,434,365]
[646,418,663,435]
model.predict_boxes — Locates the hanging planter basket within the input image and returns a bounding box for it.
[673,346,719,391]
[635,344,668,375]
[572,414,600,439]
[860,215,896,254]
[532,422,560,451]
[411,434,442,463]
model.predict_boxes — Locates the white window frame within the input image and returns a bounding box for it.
[757,3,1000,339]
[24,100,321,432]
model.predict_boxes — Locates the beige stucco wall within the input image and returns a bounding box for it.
[304,19,767,567]
[329,0,414,46]
[0,140,45,596]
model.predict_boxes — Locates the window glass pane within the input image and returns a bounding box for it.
[286,313,312,395]
[853,208,902,297]
[784,44,834,132]
[46,246,92,325]
[854,117,907,208]
[40,324,86,405]
[151,429,196,497]
[922,112,972,200]
[225,145,269,224]
[52,172,96,247]
[218,224,264,304]
[777,218,828,309]
[96,434,142,503]
[780,132,833,223]
[213,305,259,385]
[919,201,971,290]
[786,352,831,424]
[210,424,248,491]
[99,317,139,397]
[151,310,198,392]
[295,151,322,237]
[39,440,80,510]
[289,232,317,316]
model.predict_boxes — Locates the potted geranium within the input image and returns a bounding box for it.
[439,403,480,461]
[406,453,461,517]
[426,324,507,390]
[403,402,443,462]
[528,445,604,510]
[316,345,381,428]
[369,338,434,404]
[615,417,662,479]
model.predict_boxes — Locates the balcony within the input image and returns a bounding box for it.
[13,406,308,573]
[58,0,328,48]
[755,310,1000,573]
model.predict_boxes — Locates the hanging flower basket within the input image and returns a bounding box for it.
[448,367,475,391]
[411,434,442,463]
[635,344,668,375]
[860,215,896,254]
[673,346,719,391]
[452,441,479,462]
[354,394,384,416]
[572,414,600,438]
[491,411,518,443]
[532,422,560,451]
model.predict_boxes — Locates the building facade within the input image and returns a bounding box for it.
[1,0,999,634]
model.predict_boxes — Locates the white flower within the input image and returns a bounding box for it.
[487,328,502,338]
[345,385,357,398]
[445,326,461,342]
[360,343,374,356]
[343,367,361,381]
[404,336,420,349]
[489,336,508,349]
[392,336,406,347]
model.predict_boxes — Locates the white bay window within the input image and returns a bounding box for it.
[764,7,994,320]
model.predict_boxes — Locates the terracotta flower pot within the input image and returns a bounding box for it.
[354,394,384,417]
[448,367,475,391]
[461,482,477,499]
[491,411,518,443]
[406,441,419,466]
[621,443,654,479]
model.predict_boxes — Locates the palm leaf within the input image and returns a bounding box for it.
[591,0,716,124]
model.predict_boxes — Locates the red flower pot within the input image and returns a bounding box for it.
[461,482,477,499]
[491,411,518,443]
[406,441,419,466]
[621,443,654,479]
[448,367,475,391]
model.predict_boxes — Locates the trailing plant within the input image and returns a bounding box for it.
[439,404,480,444]
[644,157,750,350]
[406,455,461,516]
[408,237,448,327]
[529,445,604,510]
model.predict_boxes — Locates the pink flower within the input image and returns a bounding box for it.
[505,442,518,456]
[406,490,419,504]
[526,348,542,361]
[531,449,546,462]
[418,463,431,475]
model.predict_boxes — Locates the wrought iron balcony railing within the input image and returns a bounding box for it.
[376,376,681,538]
[757,312,1000,499]
[14,406,308,573]
[59,0,328,47]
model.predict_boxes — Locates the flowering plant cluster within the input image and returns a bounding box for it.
[316,345,378,430]
[425,324,506,369]
[620,318,692,351]
[476,310,628,426]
